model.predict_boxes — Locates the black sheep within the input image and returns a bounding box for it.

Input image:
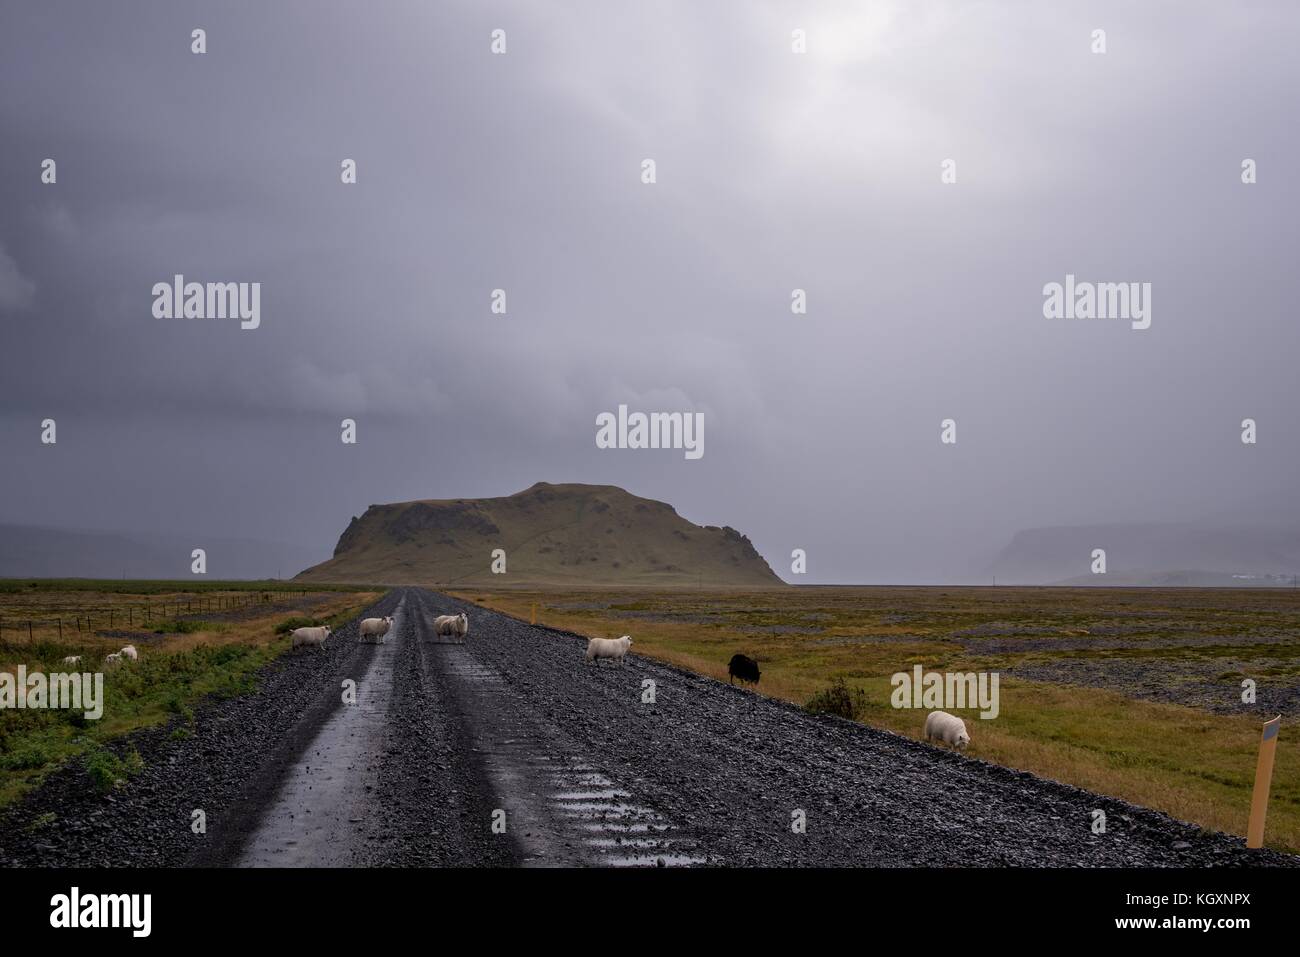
[728,653,761,685]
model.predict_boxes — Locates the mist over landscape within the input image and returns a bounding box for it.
[7,1,1300,917]
[2,0,1298,584]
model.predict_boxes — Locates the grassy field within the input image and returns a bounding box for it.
[451,585,1300,854]
[0,580,381,805]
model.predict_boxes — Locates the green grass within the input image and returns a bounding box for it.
[805,677,869,720]
[0,641,280,803]
[84,745,144,793]
[273,616,328,634]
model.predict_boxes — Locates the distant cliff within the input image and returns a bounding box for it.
[296,482,784,587]
[989,522,1300,585]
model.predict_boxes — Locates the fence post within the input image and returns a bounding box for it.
[28,620,33,641]
[1247,715,1283,849]
[58,619,62,640]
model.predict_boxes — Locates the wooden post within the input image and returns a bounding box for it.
[28,620,33,641]
[57,619,62,640]
[1247,715,1282,849]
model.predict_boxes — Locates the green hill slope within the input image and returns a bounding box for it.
[295,482,784,587]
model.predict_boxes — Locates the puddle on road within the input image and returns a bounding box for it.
[586,837,678,849]
[436,643,711,867]
[554,800,649,816]
[553,790,631,801]
[573,822,671,833]
[547,758,709,867]
[235,600,404,867]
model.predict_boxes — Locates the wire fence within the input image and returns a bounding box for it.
[0,589,316,645]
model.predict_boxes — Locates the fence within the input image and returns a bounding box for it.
[0,589,315,644]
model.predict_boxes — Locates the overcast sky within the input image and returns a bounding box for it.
[2,0,1297,583]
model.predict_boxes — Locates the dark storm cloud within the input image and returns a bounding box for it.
[2,1,1298,580]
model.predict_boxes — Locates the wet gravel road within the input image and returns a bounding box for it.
[1,587,1295,867]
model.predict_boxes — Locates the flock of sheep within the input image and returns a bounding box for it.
[284,611,468,650]
[283,610,974,751]
[286,611,636,670]
[52,609,974,753]
[60,644,138,668]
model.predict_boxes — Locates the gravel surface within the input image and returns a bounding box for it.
[1,586,1295,868]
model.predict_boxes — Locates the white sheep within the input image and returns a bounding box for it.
[62,655,82,666]
[290,625,332,649]
[103,653,123,668]
[359,616,393,643]
[119,645,138,661]
[924,710,971,750]
[586,635,633,666]
[433,613,468,640]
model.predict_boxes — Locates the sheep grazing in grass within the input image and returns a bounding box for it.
[119,645,138,661]
[924,710,970,750]
[359,616,393,643]
[586,635,632,666]
[62,655,82,667]
[103,653,124,668]
[433,613,469,640]
[728,653,761,685]
[290,625,332,649]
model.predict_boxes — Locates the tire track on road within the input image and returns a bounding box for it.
[410,589,710,866]
[235,598,407,866]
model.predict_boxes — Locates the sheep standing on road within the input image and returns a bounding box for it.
[924,710,971,750]
[433,613,469,641]
[586,635,633,666]
[359,616,393,643]
[290,625,332,649]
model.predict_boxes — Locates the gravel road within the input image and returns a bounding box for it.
[1,587,1295,867]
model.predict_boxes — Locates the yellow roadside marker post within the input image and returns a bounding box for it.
[1246,714,1282,849]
